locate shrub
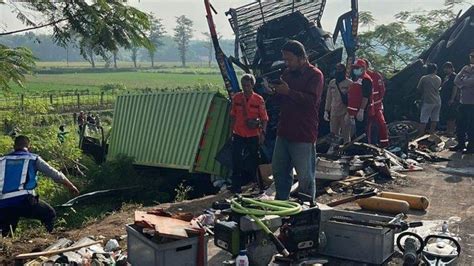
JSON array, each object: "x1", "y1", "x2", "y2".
[{"x1": 100, "y1": 83, "x2": 127, "y2": 93}]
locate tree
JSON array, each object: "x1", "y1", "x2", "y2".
[
  {"x1": 202, "y1": 32, "x2": 222, "y2": 68},
  {"x1": 359, "y1": 11, "x2": 376, "y2": 31},
  {"x1": 131, "y1": 46, "x2": 139, "y2": 68},
  {"x1": 0, "y1": 0, "x2": 153, "y2": 90},
  {"x1": 79, "y1": 37, "x2": 96, "y2": 68},
  {"x1": 148, "y1": 15, "x2": 166, "y2": 68},
  {"x1": 112, "y1": 49, "x2": 119, "y2": 69},
  {"x1": 395, "y1": 6, "x2": 459, "y2": 53},
  {"x1": 0, "y1": 44, "x2": 35, "y2": 90},
  {"x1": 357, "y1": 2, "x2": 464, "y2": 75},
  {"x1": 358, "y1": 22, "x2": 418, "y2": 72},
  {"x1": 173, "y1": 15, "x2": 194, "y2": 67}
]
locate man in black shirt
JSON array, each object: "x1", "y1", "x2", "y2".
[{"x1": 440, "y1": 62, "x2": 458, "y2": 137}]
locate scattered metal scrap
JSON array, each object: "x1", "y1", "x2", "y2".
[{"x1": 18, "y1": 237, "x2": 125, "y2": 266}]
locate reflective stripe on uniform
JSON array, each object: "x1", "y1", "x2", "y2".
[
  {"x1": 18, "y1": 159, "x2": 30, "y2": 190},
  {"x1": 0, "y1": 159, "x2": 6, "y2": 194},
  {"x1": 380, "y1": 139, "x2": 389, "y2": 142},
  {"x1": 4, "y1": 155, "x2": 38, "y2": 160},
  {"x1": 348, "y1": 107, "x2": 358, "y2": 111},
  {"x1": 0, "y1": 189, "x2": 35, "y2": 200}
]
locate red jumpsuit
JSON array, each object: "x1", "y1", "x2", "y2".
[{"x1": 367, "y1": 70, "x2": 389, "y2": 147}]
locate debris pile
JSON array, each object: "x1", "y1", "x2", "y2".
[
  {"x1": 311, "y1": 123, "x2": 452, "y2": 197},
  {"x1": 17, "y1": 237, "x2": 127, "y2": 266}
]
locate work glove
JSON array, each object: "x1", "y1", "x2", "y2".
[
  {"x1": 356, "y1": 109, "x2": 364, "y2": 122},
  {"x1": 324, "y1": 111, "x2": 330, "y2": 121}
]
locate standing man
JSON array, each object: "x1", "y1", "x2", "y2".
[
  {"x1": 440, "y1": 62, "x2": 458, "y2": 137},
  {"x1": 0, "y1": 135, "x2": 79, "y2": 237},
  {"x1": 347, "y1": 59, "x2": 373, "y2": 139},
  {"x1": 451, "y1": 50, "x2": 474, "y2": 153},
  {"x1": 230, "y1": 74, "x2": 269, "y2": 193},
  {"x1": 417, "y1": 63, "x2": 442, "y2": 135},
  {"x1": 324, "y1": 63, "x2": 352, "y2": 143},
  {"x1": 77, "y1": 111, "x2": 85, "y2": 133},
  {"x1": 270, "y1": 40, "x2": 324, "y2": 200},
  {"x1": 364, "y1": 59, "x2": 389, "y2": 147}
]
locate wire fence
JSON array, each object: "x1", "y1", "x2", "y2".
[{"x1": 0, "y1": 92, "x2": 116, "y2": 114}]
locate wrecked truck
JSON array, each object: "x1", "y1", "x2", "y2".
[
  {"x1": 205, "y1": 0, "x2": 359, "y2": 159},
  {"x1": 384, "y1": 5, "x2": 474, "y2": 122}
]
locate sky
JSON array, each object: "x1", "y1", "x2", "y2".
[{"x1": 0, "y1": 0, "x2": 473, "y2": 40}]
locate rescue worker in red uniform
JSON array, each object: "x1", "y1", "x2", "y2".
[
  {"x1": 347, "y1": 59, "x2": 374, "y2": 140},
  {"x1": 364, "y1": 59, "x2": 390, "y2": 148}
]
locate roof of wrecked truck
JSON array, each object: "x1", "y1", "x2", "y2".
[{"x1": 226, "y1": 0, "x2": 327, "y2": 64}]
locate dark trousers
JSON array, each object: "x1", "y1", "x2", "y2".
[
  {"x1": 457, "y1": 104, "x2": 474, "y2": 149},
  {"x1": 231, "y1": 134, "x2": 259, "y2": 193},
  {"x1": 0, "y1": 196, "x2": 56, "y2": 237}
]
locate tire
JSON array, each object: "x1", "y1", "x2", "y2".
[{"x1": 446, "y1": 16, "x2": 472, "y2": 48}]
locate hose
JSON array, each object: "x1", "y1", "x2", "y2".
[{"x1": 230, "y1": 196, "x2": 302, "y2": 257}]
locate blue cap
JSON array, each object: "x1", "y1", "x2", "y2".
[{"x1": 239, "y1": 250, "x2": 247, "y2": 255}]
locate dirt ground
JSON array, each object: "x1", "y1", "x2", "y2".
[{"x1": 1, "y1": 152, "x2": 472, "y2": 265}]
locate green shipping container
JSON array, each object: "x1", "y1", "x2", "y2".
[{"x1": 108, "y1": 91, "x2": 231, "y2": 176}]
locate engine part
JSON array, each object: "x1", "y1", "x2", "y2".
[
  {"x1": 422, "y1": 235, "x2": 461, "y2": 266},
  {"x1": 214, "y1": 221, "x2": 241, "y2": 256},
  {"x1": 279, "y1": 207, "x2": 321, "y2": 260},
  {"x1": 247, "y1": 233, "x2": 277, "y2": 266},
  {"x1": 397, "y1": 231, "x2": 424, "y2": 265}
]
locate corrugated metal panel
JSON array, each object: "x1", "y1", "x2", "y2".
[
  {"x1": 108, "y1": 91, "x2": 220, "y2": 171},
  {"x1": 194, "y1": 96, "x2": 231, "y2": 176}
]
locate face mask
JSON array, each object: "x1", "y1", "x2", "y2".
[
  {"x1": 353, "y1": 69, "x2": 363, "y2": 77},
  {"x1": 335, "y1": 71, "x2": 346, "y2": 82}
]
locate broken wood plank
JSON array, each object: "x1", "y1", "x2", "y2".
[
  {"x1": 363, "y1": 180, "x2": 383, "y2": 188},
  {"x1": 325, "y1": 187, "x2": 336, "y2": 195},
  {"x1": 135, "y1": 211, "x2": 196, "y2": 239},
  {"x1": 16, "y1": 241, "x2": 102, "y2": 260},
  {"x1": 338, "y1": 173, "x2": 378, "y2": 190}
]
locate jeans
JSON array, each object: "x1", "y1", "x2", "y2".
[
  {"x1": 231, "y1": 134, "x2": 259, "y2": 193},
  {"x1": 272, "y1": 136, "x2": 316, "y2": 200},
  {"x1": 0, "y1": 195, "x2": 56, "y2": 237}
]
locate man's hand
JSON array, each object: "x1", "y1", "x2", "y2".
[
  {"x1": 324, "y1": 111, "x2": 330, "y2": 121},
  {"x1": 356, "y1": 109, "x2": 365, "y2": 122},
  {"x1": 272, "y1": 80, "x2": 290, "y2": 95},
  {"x1": 349, "y1": 116, "x2": 356, "y2": 127},
  {"x1": 259, "y1": 134, "x2": 265, "y2": 145}
]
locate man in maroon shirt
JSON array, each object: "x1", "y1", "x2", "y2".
[{"x1": 269, "y1": 40, "x2": 324, "y2": 200}]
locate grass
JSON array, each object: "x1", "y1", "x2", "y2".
[
  {"x1": 36, "y1": 60, "x2": 215, "y2": 69},
  {"x1": 9, "y1": 71, "x2": 224, "y2": 93}
]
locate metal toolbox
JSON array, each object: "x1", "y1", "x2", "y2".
[
  {"x1": 126, "y1": 224, "x2": 208, "y2": 266},
  {"x1": 318, "y1": 208, "x2": 396, "y2": 265}
]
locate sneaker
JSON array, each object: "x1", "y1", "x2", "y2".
[{"x1": 462, "y1": 147, "x2": 474, "y2": 154}]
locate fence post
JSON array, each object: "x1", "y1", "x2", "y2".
[
  {"x1": 100, "y1": 91, "x2": 104, "y2": 105},
  {"x1": 77, "y1": 93, "x2": 80, "y2": 110},
  {"x1": 21, "y1": 94, "x2": 24, "y2": 111},
  {"x1": 50, "y1": 94, "x2": 53, "y2": 105}
]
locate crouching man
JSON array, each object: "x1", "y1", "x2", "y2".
[{"x1": 0, "y1": 135, "x2": 79, "y2": 236}]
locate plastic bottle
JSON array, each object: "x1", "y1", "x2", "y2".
[{"x1": 235, "y1": 250, "x2": 249, "y2": 266}]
